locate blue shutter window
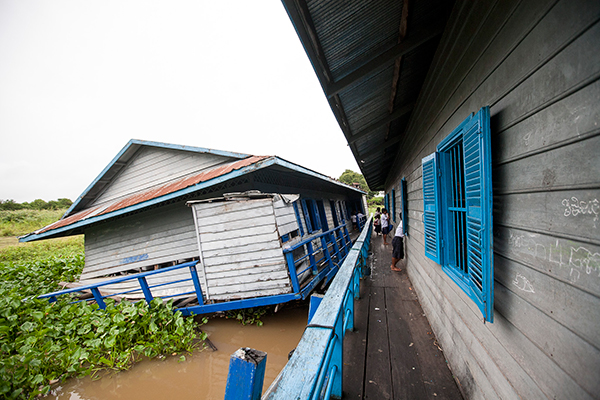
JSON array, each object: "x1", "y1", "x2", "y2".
[
  {"x1": 401, "y1": 177, "x2": 408, "y2": 235},
  {"x1": 463, "y1": 106, "x2": 493, "y2": 322},
  {"x1": 301, "y1": 199, "x2": 313, "y2": 233},
  {"x1": 392, "y1": 188, "x2": 396, "y2": 222},
  {"x1": 422, "y1": 153, "x2": 442, "y2": 264},
  {"x1": 293, "y1": 202, "x2": 305, "y2": 236},
  {"x1": 436, "y1": 106, "x2": 494, "y2": 323}
]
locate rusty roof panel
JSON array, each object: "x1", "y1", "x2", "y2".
[{"x1": 37, "y1": 155, "x2": 269, "y2": 235}]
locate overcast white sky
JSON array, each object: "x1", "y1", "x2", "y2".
[{"x1": 0, "y1": 1, "x2": 359, "y2": 203}]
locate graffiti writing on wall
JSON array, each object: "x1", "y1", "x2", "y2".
[
  {"x1": 562, "y1": 197, "x2": 599, "y2": 227},
  {"x1": 508, "y1": 231, "x2": 600, "y2": 283},
  {"x1": 513, "y1": 273, "x2": 535, "y2": 293}
]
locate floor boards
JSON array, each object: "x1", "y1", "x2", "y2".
[{"x1": 342, "y1": 232, "x2": 463, "y2": 399}]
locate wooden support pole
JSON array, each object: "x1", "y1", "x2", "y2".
[{"x1": 224, "y1": 347, "x2": 267, "y2": 400}]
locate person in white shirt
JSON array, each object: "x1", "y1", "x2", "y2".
[
  {"x1": 391, "y1": 214, "x2": 405, "y2": 272},
  {"x1": 380, "y1": 208, "x2": 390, "y2": 245}
]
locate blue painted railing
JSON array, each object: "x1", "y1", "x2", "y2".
[
  {"x1": 262, "y1": 217, "x2": 373, "y2": 399},
  {"x1": 39, "y1": 222, "x2": 355, "y2": 317}
]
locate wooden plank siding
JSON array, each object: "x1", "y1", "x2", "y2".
[
  {"x1": 191, "y1": 198, "x2": 291, "y2": 301},
  {"x1": 385, "y1": 1, "x2": 600, "y2": 399},
  {"x1": 91, "y1": 146, "x2": 235, "y2": 207},
  {"x1": 83, "y1": 202, "x2": 198, "y2": 280}
]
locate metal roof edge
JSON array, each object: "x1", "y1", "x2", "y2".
[
  {"x1": 64, "y1": 139, "x2": 138, "y2": 218},
  {"x1": 20, "y1": 156, "x2": 278, "y2": 243},
  {"x1": 129, "y1": 139, "x2": 251, "y2": 160},
  {"x1": 271, "y1": 157, "x2": 366, "y2": 194}
]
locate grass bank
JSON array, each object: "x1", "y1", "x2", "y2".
[{"x1": 0, "y1": 209, "x2": 66, "y2": 237}]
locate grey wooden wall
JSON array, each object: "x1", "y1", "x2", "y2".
[
  {"x1": 191, "y1": 198, "x2": 291, "y2": 301},
  {"x1": 91, "y1": 146, "x2": 233, "y2": 207},
  {"x1": 83, "y1": 201, "x2": 198, "y2": 280},
  {"x1": 386, "y1": 0, "x2": 600, "y2": 398}
]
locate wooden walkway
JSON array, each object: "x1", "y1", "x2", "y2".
[{"x1": 342, "y1": 232, "x2": 464, "y2": 399}]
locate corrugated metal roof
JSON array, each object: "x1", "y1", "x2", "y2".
[
  {"x1": 34, "y1": 155, "x2": 269, "y2": 235},
  {"x1": 282, "y1": 0, "x2": 455, "y2": 189}
]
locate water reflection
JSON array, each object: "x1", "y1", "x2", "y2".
[{"x1": 49, "y1": 305, "x2": 308, "y2": 400}]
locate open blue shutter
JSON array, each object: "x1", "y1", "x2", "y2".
[
  {"x1": 312, "y1": 200, "x2": 322, "y2": 230},
  {"x1": 422, "y1": 153, "x2": 441, "y2": 263},
  {"x1": 392, "y1": 189, "x2": 396, "y2": 222},
  {"x1": 301, "y1": 199, "x2": 313, "y2": 233},
  {"x1": 384, "y1": 193, "x2": 389, "y2": 211},
  {"x1": 463, "y1": 106, "x2": 493, "y2": 322},
  {"x1": 401, "y1": 177, "x2": 408, "y2": 235},
  {"x1": 293, "y1": 202, "x2": 304, "y2": 236}
]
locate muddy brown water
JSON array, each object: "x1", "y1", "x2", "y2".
[{"x1": 48, "y1": 305, "x2": 308, "y2": 400}]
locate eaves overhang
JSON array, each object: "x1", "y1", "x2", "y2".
[{"x1": 281, "y1": 0, "x2": 455, "y2": 190}]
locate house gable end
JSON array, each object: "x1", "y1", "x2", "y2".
[{"x1": 89, "y1": 146, "x2": 238, "y2": 209}]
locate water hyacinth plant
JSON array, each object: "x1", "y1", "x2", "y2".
[{"x1": 0, "y1": 250, "x2": 206, "y2": 399}]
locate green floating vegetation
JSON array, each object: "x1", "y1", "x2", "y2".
[
  {"x1": 0, "y1": 243, "x2": 206, "y2": 399},
  {"x1": 224, "y1": 306, "x2": 270, "y2": 327}
]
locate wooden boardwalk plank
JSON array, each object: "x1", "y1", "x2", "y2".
[
  {"x1": 343, "y1": 233, "x2": 463, "y2": 399},
  {"x1": 363, "y1": 288, "x2": 393, "y2": 399}
]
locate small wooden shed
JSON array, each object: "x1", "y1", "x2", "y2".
[{"x1": 187, "y1": 192, "x2": 302, "y2": 301}]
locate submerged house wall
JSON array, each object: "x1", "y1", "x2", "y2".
[{"x1": 386, "y1": 1, "x2": 600, "y2": 398}]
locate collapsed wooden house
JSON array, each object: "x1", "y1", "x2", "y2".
[{"x1": 24, "y1": 139, "x2": 367, "y2": 313}]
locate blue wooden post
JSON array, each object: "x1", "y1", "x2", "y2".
[
  {"x1": 90, "y1": 288, "x2": 106, "y2": 309},
  {"x1": 189, "y1": 264, "x2": 205, "y2": 305},
  {"x1": 224, "y1": 347, "x2": 267, "y2": 400},
  {"x1": 138, "y1": 276, "x2": 154, "y2": 305},
  {"x1": 320, "y1": 236, "x2": 333, "y2": 271},
  {"x1": 330, "y1": 311, "x2": 344, "y2": 398},
  {"x1": 329, "y1": 232, "x2": 341, "y2": 264},
  {"x1": 308, "y1": 293, "x2": 324, "y2": 323},
  {"x1": 285, "y1": 251, "x2": 301, "y2": 293},
  {"x1": 306, "y1": 242, "x2": 318, "y2": 274}
]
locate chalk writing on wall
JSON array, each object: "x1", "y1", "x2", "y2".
[
  {"x1": 513, "y1": 273, "x2": 535, "y2": 293},
  {"x1": 508, "y1": 231, "x2": 600, "y2": 283},
  {"x1": 562, "y1": 197, "x2": 599, "y2": 227}
]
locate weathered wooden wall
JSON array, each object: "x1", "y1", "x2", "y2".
[
  {"x1": 91, "y1": 146, "x2": 233, "y2": 207},
  {"x1": 386, "y1": 0, "x2": 600, "y2": 398},
  {"x1": 191, "y1": 198, "x2": 291, "y2": 301},
  {"x1": 83, "y1": 201, "x2": 198, "y2": 280}
]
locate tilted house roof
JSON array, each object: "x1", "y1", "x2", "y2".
[{"x1": 20, "y1": 139, "x2": 363, "y2": 242}]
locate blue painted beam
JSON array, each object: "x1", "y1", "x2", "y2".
[{"x1": 224, "y1": 348, "x2": 267, "y2": 400}]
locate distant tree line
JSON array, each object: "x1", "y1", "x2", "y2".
[
  {"x1": 338, "y1": 169, "x2": 378, "y2": 199},
  {"x1": 0, "y1": 198, "x2": 73, "y2": 211}
]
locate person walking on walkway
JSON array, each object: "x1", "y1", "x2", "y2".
[
  {"x1": 381, "y1": 208, "x2": 390, "y2": 245},
  {"x1": 391, "y1": 214, "x2": 406, "y2": 271},
  {"x1": 374, "y1": 207, "x2": 381, "y2": 235}
]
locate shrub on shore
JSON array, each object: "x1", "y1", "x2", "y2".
[{"x1": 0, "y1": 240, "x2": 205, "y2": 399}]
